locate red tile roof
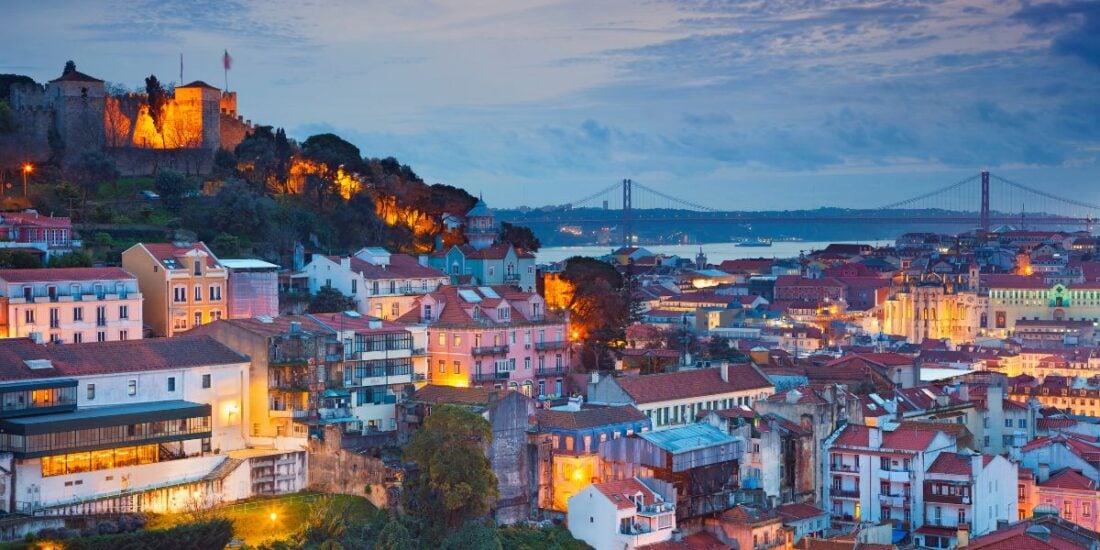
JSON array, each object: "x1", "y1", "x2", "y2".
[
  {"x1": 0, "y1": 267, "x2": 134, "y2": 283},
  {"x1": 613, "y1": 365, "x2": 772, "y2": 404},
  {"x1": 411, "y1": 384, "x2": 511, "y2": 405},
  {"x1": 0, "y1": 212, "x2": 73, "y2": 228},
  {"x1": 592, "y1": 477, "x2": 659, "y2": 510},
  {"x1": 141, "y1": 242, "x2": 220, "y2": 268},
  {"x1": 0, "y1": 336, "x2": 246, "y2": 381},
  {"x1": 535, "y1": 405, "x2": 647, "y2": 430},
  {"x1": 926, "y1": 452, "x2": 987, "y2": 476},
  {"x1": 1039, "y1": 468, "x2": 1097, "y2": 491},
  {"x1": 775, "y1": 502, "x2": 827, "y2": 522},
  {"x1": 832, "y1": 424, "x2": 944, "y2": 451},
  {"x1": 639, "y1": 532, "x2": 731, "y2": 550}
]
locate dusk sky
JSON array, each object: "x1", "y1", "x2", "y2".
[{"x1": 5, "y1": 0, "x2": 1100, "y2": 210}]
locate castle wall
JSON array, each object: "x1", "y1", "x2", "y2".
[
  {"x1": 0, "y1": 106, "x2": 52, "y2": 162},
  {"x1": 108, "y1": 146, "x2": 213, "y2": 177},
  {"x1": 50, "y1": 81, "x2": 106, "y2": 155},
  {"x1": 219, "y1": 113, "x2": 254, "y2": 152}
]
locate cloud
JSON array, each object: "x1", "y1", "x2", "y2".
[{"x1": 1014, "y1": 1, "x2": 1100, "y2": 69}]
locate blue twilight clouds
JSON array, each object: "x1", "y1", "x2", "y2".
[{"x1": 3, "y1": 0, "x2": 1099, "y2": 209}]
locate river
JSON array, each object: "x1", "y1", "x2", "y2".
[{"x1": 535, "y1": 240, "x2": 890, "y2": 264}]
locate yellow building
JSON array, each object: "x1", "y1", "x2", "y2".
[
  {"x1": 883, "y1": 283, "x2": 984, "y2": 344},
  {"x1": 122, "y1": 242, "x2": 228, "y2": 337}
]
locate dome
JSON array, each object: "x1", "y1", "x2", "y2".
[{"x1": 466, "y1": 198, "x2": 493, "y2": 218}]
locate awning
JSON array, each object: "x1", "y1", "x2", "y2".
[{"x1": 0, "y1": 400, "x2": 210, "y2": 436}]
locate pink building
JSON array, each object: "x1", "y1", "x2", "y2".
[
  {"x1": 1018, "y1": 467, "x2": 1100, "y2": 532},
  {"x1": 398, "y1": 285, "x2": 571, "y2": 399}
]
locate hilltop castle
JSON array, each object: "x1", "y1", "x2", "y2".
[{"x1": 5, "y1": 62, "x2": 255, "y2": 174}]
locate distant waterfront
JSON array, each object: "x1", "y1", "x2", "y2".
[{"x1": 535, "y1": 240, "x2": 889, "y2": 264}]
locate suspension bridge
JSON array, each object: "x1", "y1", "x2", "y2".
[{"x1": 499, "y1": 172, "x2": 1099, "y2": 246}]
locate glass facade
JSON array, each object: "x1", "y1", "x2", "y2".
[
  {"x1": 0, "y1": 381, "x2": 78, "y2": 418},
  {"x1": 40, "y1": 444, "x2": 160, "y2": 477},
  {"x1": 0, "y1": 410, "x2": 211, "y2": 458},
  {"x1": 351, "y1": 332, "x2": 412, "y2": 354}
]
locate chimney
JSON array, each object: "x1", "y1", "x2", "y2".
[
  {"x1": 340, "y1": 257, "x2": 351, "y2": 270},
  {"x1": 1024, "y1": 525, "x2": 1050, "y2": 542},
  {"x1": 956, "y1": 524, "x2": 970, "y2": 548},
  {"x1": 289, "y1": 321, "x2": 301, "y2": 334},
  {"x1": 720, "y1": 362, "x2": 729, "y2": 382},
  {"x1": 959, "y1": 383, "x2": 971, "y2": 402},
  {"x1": 970, "y1": 452, "x2": 983, "y2": 477},
  {"x1": 1038, "y1": 463, "x2": 1049, "y2": 483},
  {"x1": 868, "y1": 426, "x2": 882, "y2": 449}
]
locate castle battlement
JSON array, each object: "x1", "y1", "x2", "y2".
[{"x1": 1, "y1": 61, "x2": 254, "y2": 174}]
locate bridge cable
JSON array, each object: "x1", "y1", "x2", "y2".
[
  {"x1": 989, "y1": 174, "x2": 1100, "y2": 213},
  {"x1": 631, "y1": 181, "x2": 719, "y2": 212},
  {"x1": 876, "y1": 174, "x2": 981, "y2": 211}
]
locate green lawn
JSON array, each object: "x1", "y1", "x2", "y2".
[{"x1": 145, "y1": 492, "x2": 373, "y2": 547}]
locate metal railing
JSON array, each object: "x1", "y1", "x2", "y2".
[{"x1": 471, "y1": 345, "x2": 510, "y2": 356}]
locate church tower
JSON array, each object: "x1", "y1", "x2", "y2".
[{"x1": 465, "y1": 197, "x2": 497, "y2": 250}]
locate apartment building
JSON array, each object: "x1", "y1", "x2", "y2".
[
  {"x1": 122, "y1": 242, "x2": 227, "y2": 337},
  {"x1": 301, "y1": 248, "x2": 449, "y2": 320},
  {"x1": 0, "y1": 267, "x2": 142, "y2": 343}
]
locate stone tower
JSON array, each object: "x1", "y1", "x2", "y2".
[
  {"x1": 174, "y1": 81, "x2": 222, "y2": 149},
  {"x1": 47, "y1": 66, "x2": 106, "y2": 155},
  {"x1": 465, "y1": 197, "x2": 497, "y2": 250}
]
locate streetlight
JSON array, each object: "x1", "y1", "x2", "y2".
[{"x1": 21, "y1": 163, "x2": 33, "y2": 197}]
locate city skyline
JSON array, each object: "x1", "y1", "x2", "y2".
[{"x1": 4, "y1": 0, "x2": 1099, "y2": 210}]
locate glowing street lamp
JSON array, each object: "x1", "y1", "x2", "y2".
[{"x1": 21, "y1": 163, "x2": 33, "y2": 197}]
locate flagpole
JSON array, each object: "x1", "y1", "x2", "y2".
[{"x1": 180, "y1": 53, "x2": 183, "y2": 84}]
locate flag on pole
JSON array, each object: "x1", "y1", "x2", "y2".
[
  {"x1": 179, "y1": 53, "x2": 184, "y2": 83},
  {"x1": 223, "y1": 49, "x2": 232, "y2": 91}
]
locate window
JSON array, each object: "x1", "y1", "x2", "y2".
[
  {"x1": 351, "y1": 279, "x2": 357, "y2": 294},
  {"x1": 167, "y1": 377, "x2": 176, "y2": 392},
  {"x1": 119, "y1": 330, "x2": 128, "y2": 340},
  {"x1": 453, "y1": 335, "x2": 461, "y2": 346},
  {"x1": 959, "y1": 509, "x2": 967, "y2": 525},
  {"x1": 86, "y1": 384, "x2": 95, "y2": 400},
  {"x1": 1005, "y1": 419, "x2": 1013, "y2": 428},
  {"x1": 391, "y1": 303, "x2": 399, "y2": 318},
  {"x1": 97, "y1": 331, "x2": 106, "y2": 342},
  {"x1": 49, "y1": 308, "x2": 59, "y2": 328},
  {"x1": 96, "y1": 305, "x2": 107, "y2": 327},
  {"x1": 453, "y1": 361, "x2": 461, "y2": 374},
  {"x1": 880, "y1": 457, "x2": 890, "y2": 471},
  {"x1": 209, "y1": 286, "x2": 222, "y2": 301},
  {"x1": 24, "y1": 310, "x2": 34, "y2": 324},
  {"x1": 127, "y1": 380, "x2": 137, "y2": 396},
  {"x1": 194, "y1": 311, "x2": 203, "y2": 327},
  {"x1": 438, "y1": 360, "x2": 445, "y2": 374},
  {"x1": 194, "y1": 285, "x2": 203, "y2": 302},
  {"x1": 119, "y1": 305, "x2": 128, "y2": 319},
  {"x1": 423, "y1": 305, "x2": 432, "y2": 321},
  {"x1": 73, "y1": 332, "x2": 83, "y2": 343},
  {"x1": 1084, "y1": 502, "x2": 1092, "y2": 518},
  {"x1": 202, "y1": 374, "x2": 211, "y2": 388},
  {"x1": 194, "y1": 260, "x2": 202, "y2": 276},
  {"x1": 73, "y1": 307, "x2": 83, "y2": 322},
  {"x1": 437, "y1": 332, "x2": 446, "y2": 346},
  {"x1": 173, "y1": 285, "x2": 187, "y2": 303},
  {"x1": 1018, "y1": 419, "x2": 1026, "y2": 428},
  {"x1": 524, "y1": 357, "x2": 531, "y2": 370}
]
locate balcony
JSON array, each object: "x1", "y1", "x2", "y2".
[
  {"x1": 830, "y1": 463, "x2": 860, "y2": 474},
  {"x1": 537, "y1": 366, "x2": 566, "y2": 376},
  {"x1": 878, "y1": 494, "x2": 907, "y2": 508},
  {"x1": 503, "y1": 274, "x2": 521, "y2": 283},
  {"x1": 474, "y1": 371, "x2": 512, "y2": 382},
  {"x1": 471, "y1": 345, "x2": 509, "y2": 356},
  {"x1": 831, "y1": 488, "x2": 860, "y2": 499},
  {"x1": 269, "y1": 408, "x2": 309, "y2": 418},
  {"x1": 884, "y1": 469, "x2": 912, "y2": 482},
  {"x1": 535, "y1": 340, "x2": 568, "y2": 351},
  {"x1": 411, "y1": 348, "x2": 428, "y2": 357},
  {"x1": 924, "y1": 487, "x2": 970, "y2": 505},
  {"x1": 636, "y1": 502, "x2": 675, "y2": 516}
]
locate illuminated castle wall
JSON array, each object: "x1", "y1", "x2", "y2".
[{"x1": 6, "y1": 63, "x2": 254, "y2": 175}]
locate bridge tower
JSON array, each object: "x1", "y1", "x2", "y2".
[
  {"x1": 980, "y1": 171, "x2": 990, "y2": 232},
  {"x1": 622, "y1": 179, "x2": 633, "y2": 247}
]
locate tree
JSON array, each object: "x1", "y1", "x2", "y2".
[
  {"x1": 154, "y1": 169, "x2": 197, "y2": 212},
  {"x1": 376, "y1": 517, "x2": 418, "y2": 550},
  {"x1": 63, "y1": 60, "x2": 76, "y2": 75},
  {"x1": 70, "y1": 150, "x2": 120, "y2": 207},
  {"x1": 234, "y1": 126, "x2": 279, "y2": 188},
  {"x1": 404, "y1": 405, "x2": 499, "y2": 539},
  {"x1": 301, "y1": 133, "x2": 363, "y2": 172},
  {"x1": 441, "y1": 522, "x2": 502, "y2": 550},
  {"x1": 48, "y1": 251, "x2": 92, "y2": 268},
  {"x1": 145, "y1": 74, "x2": 168, "y2": 135},
  {"x1": 0, "y1": 101, "x2": 16, "y2": 134},
  {"x1": 498, "y1": 222, "x2": 540, "y2": 252},
  {"x1": 0, "y1": 250, "x2": 43, "y2": 269},
  {"x1": 212, "y1": 148, "x2": 236, "y2": 179},
  {"x1": 560, "y1": 256, "x2": 631, "y2": 370},
  {"x1": 308, "y1": 285, "x2": 357, "y2": 313}
]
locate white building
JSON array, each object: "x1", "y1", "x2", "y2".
[
  {"x1": 918, "y1": 451, "x2": 1018, "y2": 549},
  {"x1": 824, "y1": 423, "x2": 956, "y2": 535},
  {"x1": 567, "y1": 477, "x2": 676, "y2": 550},
  {"x1": 0, "y1": 336, "x2": 307, "y2": 515},
  {"x1": 301, "y1": 248, "x2": 449, "y2": 320},
  {"x1": 0, "y1": 267, "x2": 143, "y2": 343}
]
